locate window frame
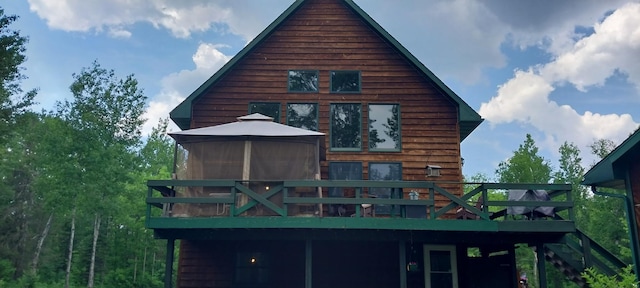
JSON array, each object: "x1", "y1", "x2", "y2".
[
  {"x1": 368, "y1": 103, "x2": 402, "y2": 152},
  {"x1": 423, "y1": 245, "x2": 459, "y2": 288},
  {"x1": 368, "y1": 162, "x2": 402, "y2": 215},
  {"x1": 328, "y1": 162, "x2": 363, "y2": 216},
  {"x1": 248, "y1": 102, "x2": 281, "y2": 123},
  {"x1": 330, "y1": 70, "x2": 361, "y2": 93},
  {"x1": 286, "y1": 102, "x2": 319, "y2": 131},
  {"x1": 287, "y1": 70, "x2": 319, "y2": 93},
  {"x1": 329, "y1": 103, "x2": 362, "y2": 152}
]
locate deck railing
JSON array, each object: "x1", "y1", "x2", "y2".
[{"x1": 146, "y1": 180, "x2": 574, "y2": 222}]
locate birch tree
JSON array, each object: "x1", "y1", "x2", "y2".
[{"x1": 56, "y1": 61, "x2": 146, "y2": 287}]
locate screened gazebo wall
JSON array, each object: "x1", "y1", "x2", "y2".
[{"x1": 172, "y1": 136, "x2": 321, "y2": 217}]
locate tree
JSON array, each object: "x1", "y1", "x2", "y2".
[
  {"x1": 553, "y1": 142, "x2": 588, "y2": 224},
  {"x1": 496, "y1": 134, "x2": 560, "y2": 287},
  {"x1": 54, "y1": 61, "x2": 147, "y2": 288},
  {"x1": 496, "y1": 134, "x2": 552, "y2": 183},
  {"x1": 0, "y1": 8, "x2": 36, "y2": 142},
  {"x1": 0, "y1": 9, "x2": 37, "y2": 283}
]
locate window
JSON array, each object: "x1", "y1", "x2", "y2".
[
  {"x1": 424, "y1": 245, "x2": 458, "y2": 288},
  {"x1": 287, "y1": 103, "x2": 318, "y2": 131},
  {"x1": 328, "y1": 162, "x2": 362, "y2": 216},
  {"x1": 368, "y1": 162, "x2": 402, "y2": 214},
  {"x1": 369, "y1": 104, "x2": 401, "y2": 151},
  {"x1": 330, "y1": 70, "x2": 361, "y2": 93},
  {"x1": 235, "y1": 252, "x2": 270, "y2": 286},
  {"x1": 330, "y1": 103, "x2": 362, "y2": 151},
  {"x1": 249, "y1": 102, "x2": 280, "y2": 122},
  {"x1": 288, "y1": 70, "x2": 319, "y2": 92}
]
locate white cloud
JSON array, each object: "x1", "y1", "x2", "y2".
[
  {"x1": 360, "y1": 0, "x2": 507, "y2": 84},
  {"x1": 540, "y1": 3, "x2": 640, "y2": 90},
  {"x1": 480, "y1": 3, "x2": 640, "y2": 156},
  {"x1": 142, "y1": 43, "x2": 231, "y2": 135},
  {"x1": 27, "y1": 0, "x2": 292, "y2": 39},
  {"x1": 479, "y1": 0, "x2": 632, "y2": 55}
]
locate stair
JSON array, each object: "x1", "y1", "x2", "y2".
[{"x1": 539, "y1": 228, "x2": 628, "y2": 286}]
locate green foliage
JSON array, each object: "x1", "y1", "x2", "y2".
[
  {"x1": 582, "y1": 265, "x2": 638, "y2": 288},
  {"x1": 0, "y1": 8, "x2": 36, "y2": 140},
  {"x1": 496, "y1": 134, "x2": 552, "y2": 183}
]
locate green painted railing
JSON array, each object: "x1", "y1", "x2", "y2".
[{"x1": 146, "y1": 180, "x2": 574, "y2": 222}]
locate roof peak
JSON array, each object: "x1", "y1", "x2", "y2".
[{"x1": 238, "y1": 113, "x2": 274, "y2": 121}]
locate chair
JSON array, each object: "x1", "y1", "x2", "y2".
[{"x1": 456, "y1": 195, "x2": 485, "y2": 220}]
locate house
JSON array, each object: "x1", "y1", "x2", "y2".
[
  {"x1": 583, "y1": 128, "x2": 640, "y2": 281},
  {"x1": 145, "y1": 0, "x2": 626, "y2": 287}
]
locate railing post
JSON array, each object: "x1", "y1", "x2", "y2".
[
  {"x1": 354, "y1": 187, "x2": 361, "y2": 217},
  {"x1": 230, "y1": 185, "x2": 236, "y2": 217},
  {"x1": 146, "y1": 186, "x2": 152, "y2": 225},
  {"x1": 283, "y1": 187, "x2": 289, "y2": 217},
  {"x1": 580, "y1": 233, "x2": 593, "y2": 269},
  {"x1": 566, "y1": 187, "x2": 575, "y2": 222},
  {"x1": 429, "y1": 187, "x2": 435, "y2": 219}
]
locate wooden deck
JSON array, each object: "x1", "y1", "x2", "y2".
[{"x1": 146, "y1": 180, "x2": 575, "y2": 237}]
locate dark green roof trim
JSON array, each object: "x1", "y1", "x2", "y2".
[
  {"x1": 583, "y1": 128, "x2": 640, "y2": 188},
  {"x1": 170, "y1": 0, "x2": 483, "y2": 141}
]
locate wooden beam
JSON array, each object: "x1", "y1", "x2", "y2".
[{"x1": 164, "y1": 238, "x2": 175, "y2": 288}]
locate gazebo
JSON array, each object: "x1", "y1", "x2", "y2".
[{"x1": 168, "y1": 113, "x2": 325, "y2": 217}]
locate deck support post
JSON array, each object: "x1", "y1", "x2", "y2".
[
  {"x1": 305, "y1": 240, "x2": 312, "y2": 288},
  {"x1": 509, "y1": 246, "x2": 519, "y2": 288},
  {"x1": 399, "y1": 241, "x2": 407, "y2": 288},
  {"x1": 165, "y1": 238, "x2": 175, "y2": 288},
  {"x1": 536, "y1": 243, "x2": 547, "y2": 288}
]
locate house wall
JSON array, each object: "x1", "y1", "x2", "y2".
[
  {"x1": 190, "y1": 0, "x2": 463, "y2": 204},
  {"x1": 631, "y1": 154, "x2": 640, "y2": 243},
  {"x1": 176, "y1": 240, "x2": 399, "y2": 288}
]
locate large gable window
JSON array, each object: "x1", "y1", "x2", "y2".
[
  {"x1": 368, "y1": 104, "x2": 401, "y2": 151},
  {"x1": 249, "y1": 102, "x2": 280, "y2": 122},
  {"x1": 287, "y1": 103, "x2": 318, "y2": 131},
  {"x1": 330, "y1": 70, "x2": 361, "y2": 93},
  {"x1": 330, "y1": 103, "x2": 362, "y2": 151},
  {"x1": 288, "y1": 70, "x2": 319, "y2": 92}
]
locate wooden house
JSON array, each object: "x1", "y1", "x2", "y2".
[
  {"x1": 583, "y1": 128, "x2": 640, "y2": 281},
  {"x1": 145, "y1": 0, "x2": 627, "y2": 287}
]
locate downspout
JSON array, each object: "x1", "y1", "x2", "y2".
[{"x1": 590, "y1": 185, "x2": 640, "y2": 281}]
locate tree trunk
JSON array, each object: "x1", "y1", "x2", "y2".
[
  {"x1": 32, "y1": 212, "x2": 53, "y2": 275},
  {"x1": 65, "y1": 208, "x2": 76, "y2": 288},
  {"x1": 87, "y1": 213, "x2": 101, "y2": 288}
]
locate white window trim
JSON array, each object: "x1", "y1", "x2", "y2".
[{"x1": 424, "y1": 245, "x2": 458, "y2": 288}]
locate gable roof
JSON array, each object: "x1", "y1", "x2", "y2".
[
  {"x1": 170, "y1": 0, "x2": 483, "y2": 141},
  {"x1": 582, "y1": 128, "x2": 640, "y2": 189}
]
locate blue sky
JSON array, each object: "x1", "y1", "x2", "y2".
[{"x1": 4, "y1": 0, "x2": 640, "y2": 179}]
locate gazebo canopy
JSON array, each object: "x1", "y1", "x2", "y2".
[{"x1": 169, "y1": 113, "x2": 324, "y2": 142}]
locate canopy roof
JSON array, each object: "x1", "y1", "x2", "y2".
[
  {"x1": 583, "y1": 128, "x2": 640, "y2": 189},
  {"x1": 169, "y1": 113, "x2": 324, "y2": 141}
]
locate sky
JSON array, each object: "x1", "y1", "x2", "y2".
[{"x1": 3, "y1": 0, "x2": 640, "y2": 179}]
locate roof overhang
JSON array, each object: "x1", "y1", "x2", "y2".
[{"x1": 582, "y1": 128, "x2": 640, "y2": 189}]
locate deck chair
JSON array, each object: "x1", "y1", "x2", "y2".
[{"x1": 456, "y1": 195, "x2": 485, "y2": 220}]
